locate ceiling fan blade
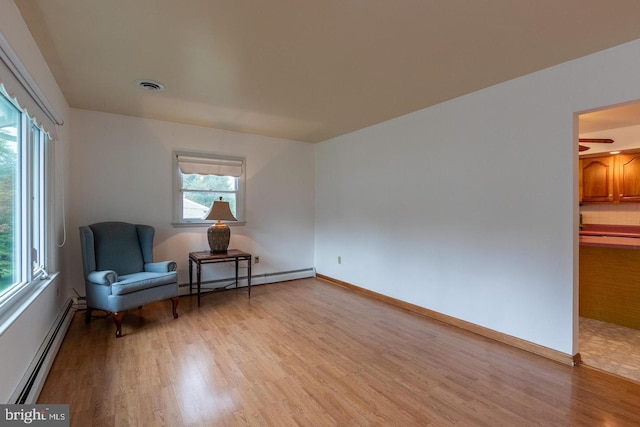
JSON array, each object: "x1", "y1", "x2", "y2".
[
  {"x1": 579, "y1": 145, "x2": 590, "y2": 151},
  {"x1": 578, "y1": 138, "x2": 614, "y2": 143}
]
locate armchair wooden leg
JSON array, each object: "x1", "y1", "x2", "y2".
[
  {"x1": 85, "y1": 307, "x2": 93, "y2": 324},
  {"x1": 171, "y1": 297, "x2": 179, "y2": 319},
  {"x1": 112, "y1": 312, "x2": 125, "y2": 338}
]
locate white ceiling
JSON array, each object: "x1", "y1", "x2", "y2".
[
  {"x1": 14, "y1": 0, "x2": 640, "y2": 143},
  {"x1": 579, "y1": 102, "x2": 640, "y2": 134}
]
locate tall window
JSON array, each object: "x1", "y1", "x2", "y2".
[
  {"x1": 0, "y1": 91, "x2": 49, "y2": 302},
  {"x1": 174, "y1": 151, "x2": 245, "y2": 224}
]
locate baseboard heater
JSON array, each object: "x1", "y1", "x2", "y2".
[
  {"x1": 178, "y1": 267, "x2": 315, "y2": 293},
  {"x1": 10, "y1": 298, "x2": 74, "y2": 404}
]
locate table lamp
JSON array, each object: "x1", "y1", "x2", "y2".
[{"x1": 204, "y1": 197, "x2": 237, "y2": 253}]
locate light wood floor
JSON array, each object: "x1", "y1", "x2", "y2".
[{"x1": 39, "y1": 278, "x2": 640, "y2": 426}]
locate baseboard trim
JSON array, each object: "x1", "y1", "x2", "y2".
[
  {"x1": 252, "y1": 268, "x2": 316, "y2": 285},
  {"x1": 10, "y1": 298, "x2": 75, "y2": 404},
  {"x1": 316, "y1": 273, "x2": 580, "y2": 367},
  {"x1": 178, "y1": 268, "x2": 316, "y2": 294}
]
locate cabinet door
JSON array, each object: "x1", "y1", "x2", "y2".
[
  {"x1": 580, "y1": 156, "x2": 614, "y2": 203},
  {"x1": 617, "y1": 153, "x2": 640, "y2": 202}
]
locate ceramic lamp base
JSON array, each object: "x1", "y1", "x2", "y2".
[{"x1": 207, "y1": 222, "x2": 230, "y2": 253}]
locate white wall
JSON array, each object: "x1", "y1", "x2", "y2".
[
  {"x1": 68, "y1": 109, "x2": 315, "y2": 290},
  {"x1": 315, "y1": 38, "x2": 640, "y2": 356},
  {"x1": 0, "y1": 1, "x2": 71, "y2": 402}
]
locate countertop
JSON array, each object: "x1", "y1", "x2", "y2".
[{"x1": 579, "y1": 224, "x2": 640, "y2": 249}]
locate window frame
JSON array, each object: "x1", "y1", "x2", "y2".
[
  {"x1": 0, "y1": 90, "x2": 52, "y2": 327},
  {"x1": 172, "y1": 150, "x2": 246, "y2": 226}
]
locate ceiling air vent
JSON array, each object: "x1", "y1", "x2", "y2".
[{"x1": 136, "y1": 79, "x2": 165, "y2": 91}]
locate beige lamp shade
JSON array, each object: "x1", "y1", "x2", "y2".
[
  {"x1": 205, "y1": 197, "x2": 237, "y2": 253},
  {"x1": 205, "y1": 198, "x2": 237, "y2": 221}
]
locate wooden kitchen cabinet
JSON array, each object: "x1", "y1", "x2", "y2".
[
  {"x1": 616, "y1": 153, "x2": 640, "y2": 202},
  {"x1": 579, "y1": 150, "x2": 640, "y2": 203},
  {"x1": 580, "y1": 156, "x2": 614, "y2": 203}
]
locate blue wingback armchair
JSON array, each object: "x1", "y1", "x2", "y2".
[{"x1": 79, "y1": 222, "x2": 179, "y2": 337}]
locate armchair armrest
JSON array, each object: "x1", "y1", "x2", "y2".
[
  {"x1": 145, "y1": 261, "x2": 177, "y2": 273},
  {"x1": 87, "y1": 270, "x2": 118, "y2": 285}
]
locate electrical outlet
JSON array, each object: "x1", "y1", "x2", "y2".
[
  {"x1": 338, "y1": 256, "x2": 342, "y2": 264},
  {"x1": 255, "y1": 256, "x2": 260, "y2": 264}
]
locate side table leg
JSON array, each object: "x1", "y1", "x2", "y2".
[
  {"x1": 189, "y1": 258, "x2": 193, "y2": 295},
  {"x1": 248, "y1": 256, "x2": 252, "y2": 298},
  {"x1": 197, "y1": 261, "x2": 202, "y2": 307},
  {"x1": 235, "y1": 257, "x2": 239, "y2": 290}
]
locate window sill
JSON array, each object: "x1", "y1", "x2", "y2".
[
  {"x1": 172, "y1": 221, "x2": 246, "y2": 228},
  {"x1": 0, "y1": 272, "x2": 59, "y2": 337}
]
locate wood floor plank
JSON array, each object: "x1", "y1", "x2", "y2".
[{"x1": 38, "y1": 278, "x2": 640, "y2": 426}]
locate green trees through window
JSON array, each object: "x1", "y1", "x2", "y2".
[{"x1": 0, "y1": 95, "x2": 18, "y2": 292}]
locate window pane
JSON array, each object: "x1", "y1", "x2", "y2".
[
  {"x1": 181, "y1": 173, "x2": 237, "y2": 191},
  {"x1": 0, "y1": 96, "x2": 19, "y2": 293},
  {"x1": 183, "y1": 192, "x2": 237, "y2": 219}
]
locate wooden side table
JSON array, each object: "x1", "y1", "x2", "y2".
[{"x1": 188, "y1": 249, "x2": 252, "y2": 306}]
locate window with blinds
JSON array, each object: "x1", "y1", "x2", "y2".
[{"x1": 174, "y1": 151, "x2": 245, "y2": 224}]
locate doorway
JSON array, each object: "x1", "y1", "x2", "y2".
[{"x1": 578, "y1": 100, "x2": 640, "y2": 383}]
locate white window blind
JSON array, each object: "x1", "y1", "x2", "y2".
[{"x1": 177, "y1": 154, "x2": 243, "y2": 177}]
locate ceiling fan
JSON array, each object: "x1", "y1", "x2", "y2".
[{"x1": 578, "y1": 138, "x2": 614, "y2": 152}]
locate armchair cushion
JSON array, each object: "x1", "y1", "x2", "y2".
[{"x1": 111, "y1": 271, "x2": 178, "y2": 296}]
